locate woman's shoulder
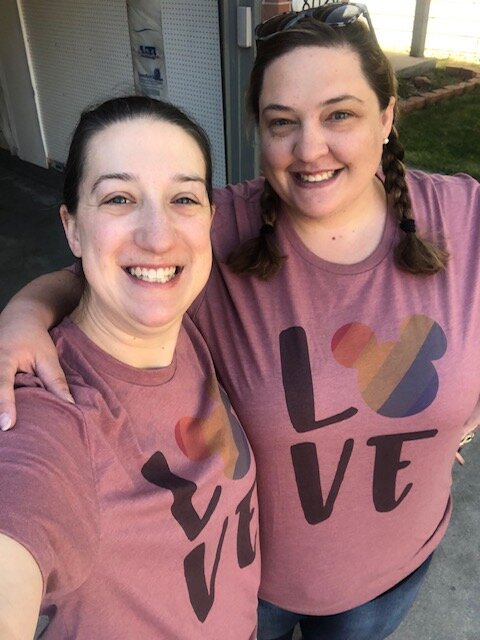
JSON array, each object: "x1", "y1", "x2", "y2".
[
  {"x1": 14, "y1": 367, "x2": 88, "y2": 437},
  {"x1": 211, "y1": 178, "x2": 265, "y2": 258},
  {"x1": 407, "y1": 169, "x2": 479, "y2": 220},
  {"x1": 407, "y1": 168, "x2": 479, "y2": 201},
  {"x1": 405, "y1": 169, "x2": 480, "y2": 251},
  {"x1": 21, "y1": 318, "x2": 125, "y2": 418},
  {"x1": 14, "y1": 318, "x2": 85, "y2": 409}
]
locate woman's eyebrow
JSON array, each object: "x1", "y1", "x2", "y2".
[
  {"x1": 91, "y1": 173, "x2": 133, "y2": 193},
  {"x1": 262, "y1": 104, "x2": 295, "y2": 115},
  {"x1": 91, "y1": 173, "x2": 206, "y2": 193},
  {"x1": 262, "y1": 94, "x2": 364, "y2": 115},
  {"x1": 174, "y1": 174, "x2": 207, "y2": 187},
  {"x1": 323, "y1": 94, "x2": 364, "y2": 105}
]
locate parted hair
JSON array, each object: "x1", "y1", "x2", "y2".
[{"x1": 227, "y1": 20, "x2": 448, "y2": 279}]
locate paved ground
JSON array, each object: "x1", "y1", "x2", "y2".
[
  {"x1": 0, "y1": 150, "x2": 71, "y2": 309},
  {"x1": 1, "y1": 149, "x2": 478, "y2": 639},
  {"x1": 387, "y1": 51, "x2": 436, "y2": 79}
]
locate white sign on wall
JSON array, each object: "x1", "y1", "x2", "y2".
[{"x1": 127, "y1": 0, "x2": 168, "y2": 99}]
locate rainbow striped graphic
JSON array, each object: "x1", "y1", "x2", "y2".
[
  {"x1": 175, "y1": 378, "x2": 250, "y2": 480},
  {"x1": 331, "y1": 315, "x2": 447, "y2": 418}
]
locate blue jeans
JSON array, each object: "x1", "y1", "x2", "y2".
[{"x1": 257, "y1": 554, "x2": 433, "y2": 640}]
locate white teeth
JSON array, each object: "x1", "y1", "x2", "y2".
[
  {"x1": 298, "y1": 170, "x2": 336, "y2": 183},
  {"x1": 128, "y1": 266, "x2": 177, "y2": 283}
]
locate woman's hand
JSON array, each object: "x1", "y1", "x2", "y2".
[
  {"x1": 0, "y1": 270, "x2": 82, "y2": 429},
  {"x1": 0, "y1": 316, "x2": 73, "y2": 430}
]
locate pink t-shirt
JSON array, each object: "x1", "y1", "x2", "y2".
[
  {"x1": 190, "y1": 170, "x2": 480, "y2": 614},
  {"x1": 1, "y1": 317, "x2": 259, "y2": 638}
]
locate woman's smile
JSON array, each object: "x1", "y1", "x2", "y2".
[
  {"x1": 126, "y1": 265, "x2": 181, "y2": 285},
  {"x1": 295, "y1": 169, "x2": 338, "y2": 184}
]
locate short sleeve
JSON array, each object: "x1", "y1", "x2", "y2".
[{"x1": 0, "y1": 385, "x2": 99, "y2": 599}]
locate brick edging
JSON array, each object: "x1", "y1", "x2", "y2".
[{"x1": 400, "y1": 68, "x2": 480, "y2": 114}]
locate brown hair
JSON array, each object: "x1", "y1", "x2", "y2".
[{"x1": 227, "y1": 20, "x2": 448, "y2": 279}]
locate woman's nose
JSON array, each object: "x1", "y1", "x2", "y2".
[
  {"x1": 134, "y1": 205, "x2": 176, "y2": 253},
  {"x1": 293, "y1": 125, "x2": 329, "y2": 163}
]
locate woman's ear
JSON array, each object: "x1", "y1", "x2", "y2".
[
  {"x1": 382, "y1": 96, "x2": 396, "y2": 140},
  {"x1": 59, "y1": 205, "x2": 82, "y2": 258}
]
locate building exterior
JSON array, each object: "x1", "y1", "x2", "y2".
[{"x1": 0, "y1": 0, "x2": 261, "y2": 185}]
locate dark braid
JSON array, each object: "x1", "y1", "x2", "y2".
[
  {"x1": 227, "y1": 180, "x2": 286, "y2": 279},
  {"x1": 382, "y1": 127, "x2": 449, "y2": 274}
]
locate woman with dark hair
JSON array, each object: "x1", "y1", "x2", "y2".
[
  {"x1": 0, "y1": 96, "x2": 259, "y2": 640},
  {"x1": 0, "y1": 4, "x2": 478, "y2": 639}
]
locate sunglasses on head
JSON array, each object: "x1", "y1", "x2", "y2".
[{"x1": 255, "y1": 2, "x2": 376, "y2": 43}]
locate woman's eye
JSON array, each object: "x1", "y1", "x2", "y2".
[
  {"x1": 329, "y1": 111, "x2": 351, "y2": 121},
  {"x1": 270, "y1": 118, "x2": 294, "y2": 128},
  {"x1": 105, "y1": 195, "x2": 130, "y2": 205},
  {"x1": 174, "y1": 196, "x2": 198, "y2": 205}
]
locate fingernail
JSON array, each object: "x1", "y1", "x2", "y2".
[
  {"x1": 0, "y1": 413, "x2": 12, "y2": 431},
  {"x1": 65, "y1": 393, "x2": 75, "y2": 405}
]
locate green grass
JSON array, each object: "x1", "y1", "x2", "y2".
[{"x1": 397, "y1": 86, "x2": 480, "y2": 180}]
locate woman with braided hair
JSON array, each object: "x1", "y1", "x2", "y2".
[{"x1": 0, "y1": 3, "x2": 479, "y2": 639}]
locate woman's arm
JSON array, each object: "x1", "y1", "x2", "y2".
[
  {"x1": 0, "y1": 533, "x2": 43, "y2": 640},
  {"x1": 0, "y1": 270, "x2": 82, "y2": 429}
]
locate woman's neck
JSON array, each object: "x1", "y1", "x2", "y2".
[
  {"x1": 288, "y1": 177, "x2": 388, "y2": 265},
  {"x1": 70, "y1": 303, "x2": 180, "y2": 369}
]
